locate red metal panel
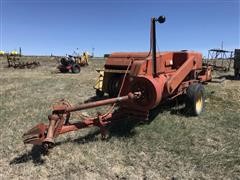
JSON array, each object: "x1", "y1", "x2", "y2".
[
  {"x1": 120, "y1": 75, "x2": 167, "y2": 111},
  {"x1": 167, "y1": 56, "x2": 195, "y2": 94}
]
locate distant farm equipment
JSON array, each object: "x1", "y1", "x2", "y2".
[
  {"x1": 23, "y1": 16, "x2": 212, "y2": 152},
  {"x1": 0, "y1": 50, "x2": 5, "y2": 56},
  {"x1": 205, "y1": 49, "x2": 234, "y2": 71},
  {"x1": 7, "y1": 52, "x2": 40, "y2": 69},
  {"x1": 234, "y1": 49, "x2": 240, "y2": 79},
  {"x1": 57, "y1": 52, "x2": 89, "y2": 73}
]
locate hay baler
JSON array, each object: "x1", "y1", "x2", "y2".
[{"x1": 23, "y1": 16, "x2": 212, "y2": 151}]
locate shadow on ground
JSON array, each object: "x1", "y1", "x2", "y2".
[
  {"x1": 10, "y1": 145, "x2": 46, "y2": 165},
  {"x1": 216, "y1": 75, "x2": 239, "y2": 80}
]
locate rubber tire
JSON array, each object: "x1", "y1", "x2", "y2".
[
  {"x1": 71, "y1": 64, "x2": 81, "y2": 73},
  {"x1": 185, "y1": 83, "x2": 205, "y2": 116},
  {"x1": 96, "y1": 89, "x2": 104, "y2": 97}
]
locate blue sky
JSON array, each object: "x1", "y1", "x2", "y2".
[{"x1": 0, "y1": 0, "x2": 239, "y2": 56}]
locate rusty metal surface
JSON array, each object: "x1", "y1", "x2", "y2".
[
  {"x1": 7, "y1": 55, "x2": 40, "y2": 69},
  {"x1": 205, "y1": 49, "x2": 233, "y2": 71},
  {"x1": 66, "y1": 92, "x2": 139, "y2": 113},
  {"x1": 23, "y1": 123, "x2": 48, "y2": 145},
  {"x1": 167, "y1": 56, "x2": 195, "y2": 94}
]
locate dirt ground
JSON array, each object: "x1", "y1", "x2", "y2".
[{"x1": 0, "y1": 57, "x2": 239, "y2": 179}]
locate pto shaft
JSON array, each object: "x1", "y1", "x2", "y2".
[{"x1": 65, "y1": 92, "x2": 141, "y2": 113}]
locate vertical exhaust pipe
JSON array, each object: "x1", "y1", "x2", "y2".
[{"x1": 151, "y1": 16, "x2": 166, "y2": 77}]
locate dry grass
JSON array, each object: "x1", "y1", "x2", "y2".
[{"x1": 0, "y1": 57, "x2": 240, "y2": 179}]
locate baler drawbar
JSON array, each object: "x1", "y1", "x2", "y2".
[{"x1": 23, "y1": 92, "x2": 141, "y2": 149}]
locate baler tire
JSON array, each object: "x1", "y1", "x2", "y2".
[
  {"x1": 72, "y1": 64, "x2": 81, "y2": 73},
  {"x1": 96, "y1": 89, "x2": 104, "y2": 97},
  {"x1": 185, "y1": 83, "x2": 205, "y2": 116}
]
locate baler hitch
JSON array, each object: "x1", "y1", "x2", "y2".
[{"x1": 23, "y1": 92, "x2": 141, "y2": 150}]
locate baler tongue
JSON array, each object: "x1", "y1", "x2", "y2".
[
  {"x1": 22, "y1": 92, "x2": 142, "y2": 149},
  {"x1": 22, "y1": 123, "x2": 47, "y2": 145}
]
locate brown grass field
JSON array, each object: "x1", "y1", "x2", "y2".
[{"x1": 0, "y1": 56, "x2": 239, "y2": 179}]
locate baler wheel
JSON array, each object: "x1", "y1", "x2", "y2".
[{"x1": 186, "y1": 83, "x2": 205, "y2": 116}]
